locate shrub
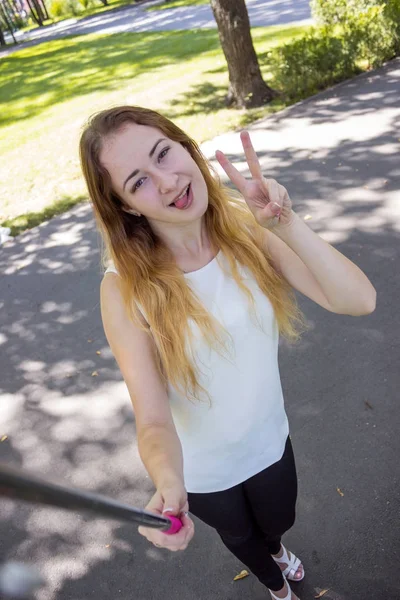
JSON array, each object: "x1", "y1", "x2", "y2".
[
  {"x1": 311, "y1": 0, "x2": 400, "y2": 58},
  {"x1": 78, "y1": 0, "x2": 95, "y2": 10},
  {"x1": 14, "y1": 14, "x2": 29, "y2": 29},
  {"x1": 310, "y1": 0, "x2": 379, "y2": 26},
  {"x1": 269, "y1": 0, "x2": 400, "y2": 101},
  {"x1": 48, "y1": 0, "x2": 84, "y2": 17},
  {"x1": 311, "y1": 0, "x2": 398, "y2": 68},
  {"x1": 383, "y1": 0, "x2": 400, "y2": 54},
  {"x1": 269, "y1": 28, "x2": 359, "y2": 100},
  {"x1": 348, "y1": 5, "x2": 395, "y2": 68}
]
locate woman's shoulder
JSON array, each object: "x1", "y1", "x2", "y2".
[
  {"x1": 103, "y1": 262, "x2": 119, "y2": 276},
  {"x1": 101, "y1": 263, "x2": 120, "y2": 299},
  {"x1": 100, "y1": 263, "x2": 150, "y2": 328}
]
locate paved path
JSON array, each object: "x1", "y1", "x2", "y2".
[
  {"x1": 4, "y1": 0, "x2": 312, "y2": 52},
  {"x1": 0, "y1": 59, "x2": 399, "y2": 599}
]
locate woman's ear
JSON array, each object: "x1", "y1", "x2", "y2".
[{"x1": 123, "y1": 207, "x2": 141, "y2": 217}]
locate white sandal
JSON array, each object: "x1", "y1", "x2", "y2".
[
  {"x1": 272, "y1": 544, "x2": 305, "y2": 582},
  {"x1": 269, "y1": 574, "x2": 293, "y2": 600}
]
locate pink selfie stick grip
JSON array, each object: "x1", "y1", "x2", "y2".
[{"x1": 164, "y1": 515, "x2": 183, "y2": 535}]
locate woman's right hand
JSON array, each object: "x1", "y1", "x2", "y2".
[{"x1": 138, "y1": 482, "x2": 194, "y2": 551}]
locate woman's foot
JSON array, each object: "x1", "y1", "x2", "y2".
[
  {"x1": 272, "y1": 544, "x2": 304, "y2": 581},
  {"x1": 269, "y1": 578, "x2": 300, "y2": 600}
]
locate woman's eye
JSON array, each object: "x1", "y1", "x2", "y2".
[
  {"x1": 131, "y1": 147, "x2": 170, "y2": 192},
  {"x1": 158, "y1": 147, "x2": 170, "y2": 162},
  {"x1": 133, "y1": 177, "x2": 145, "y2": 192}
]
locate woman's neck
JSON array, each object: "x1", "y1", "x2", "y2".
[{"x1": 150, "y1": 216, "x2": 214, "y2": 265}]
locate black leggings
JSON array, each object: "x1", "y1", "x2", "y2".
[{"x1": 187, "y1": 436, "x2": 298, "y2": 592}]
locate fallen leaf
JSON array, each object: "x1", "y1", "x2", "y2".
[
  {"x1": 337, "y1": 488, "x2": 344, "y2": 497},
  {"x1": 364, "y1": 400, "x2": 374, "y2": 410},
  {"x1": 91, "y1": 371, "x2": 98, "y2": 377},
  {"x1": 105, "y1": 544, "x2": 110, "y2": 548},
  {"x1": 1, "y1": 435, "x2": 8, "y2": 442},
  {"x1": 315, "y1": 590, "x2": 330, "y2": 598},
  {"x1": 87, "y1": 339, "x2": 92, "y2": 343},
  {"x1": 233, "y1": 570, "x2": 249, "y2": 581},
  {"x1": 304, "y1": 215, "x2": 313, "y2": 221},
  {"x1": 96, "y1": 351, "x2": 101, "y2": 355}
]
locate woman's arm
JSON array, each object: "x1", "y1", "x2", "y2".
[
  {"x1": 138, "y1": 423, "x2": 184, "y2": 492},
  {"x1": 265, "y1": 214, "x2": 377, "y2": 316},
  {"x1": 101, "y1": 273, "x2": 184, "y2": 487},
  {"x1": 100, "y1": 274, "x2": 193, "y2": 551},
  {"x1": 215, "y1": 131, "x2": 376, "y2": 317}
]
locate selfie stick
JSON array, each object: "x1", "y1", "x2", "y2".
[{"x1": 0, "y1": 463, "x2": 183, "y2": 534}]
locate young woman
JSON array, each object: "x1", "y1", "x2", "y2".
[{"x1": 79, "y1": 106, "x2": 376, "y2": 600}]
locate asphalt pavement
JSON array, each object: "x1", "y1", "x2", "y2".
[{"x1": 0, "y1": 58, "x2": 399, "y2": 600}]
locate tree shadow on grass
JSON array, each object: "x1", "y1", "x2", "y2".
[
  {"x1": 0, "y1": 29, "x2": 220, "y2": 127},
  {"x1": 168, "y1": 81, "x2": 227, "y2": 118},
  {"x1": 204, "y1": 65, "x2": 226, "y2": 76}
]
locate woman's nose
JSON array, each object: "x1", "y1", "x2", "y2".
[{"x1": 156, "y1": 172, "x2": 178, "y2": 194}]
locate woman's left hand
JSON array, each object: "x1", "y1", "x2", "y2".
[{"x1": 215, "y1": 131, "x2": 295, "y2": 230}]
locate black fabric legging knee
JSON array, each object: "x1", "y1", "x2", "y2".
[{"x1": 187, "y1": 436, "x2": 298, "y2": 592}]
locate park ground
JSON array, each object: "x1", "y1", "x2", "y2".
[
  {"x1": 1, "y1": 54, "x2": 399, "y2": 600},
  {"x1": 0, "y1": 3, "x2": 399, "y2": 599}
]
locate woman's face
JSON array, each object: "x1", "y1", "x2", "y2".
[{"x1": 100, "y1": 123, "x2": 209, "y2": 226}]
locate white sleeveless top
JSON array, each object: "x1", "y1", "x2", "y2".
[{"x1": 105, "y1": 252, "x2": 289, "y2": 493}]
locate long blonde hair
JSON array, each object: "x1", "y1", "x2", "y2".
[{"x1": 79, "y1": 106, "x2": 307, "y2": 401}]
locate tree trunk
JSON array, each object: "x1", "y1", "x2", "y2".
[
  {"x1": 210, "y1": 0, "x2": 275, "y2": 108},
  {"x1": 0, "y1": 2, "x2": 17, "y2": 43},
  {"x1": 26, "y1": 0, "x2": 44, "y2": 26},
  {"x1": 41, "y1": 0, "x2": 50, "y2": 21},
  {"x1": 0, "y1": 26, "x2": 5, "y2": 46}
]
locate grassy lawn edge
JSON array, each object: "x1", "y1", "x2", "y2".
[
  {"x1": 146, "y1": 0, "x2": 207, "y2": 12},
  {"x1": 3, "y1": 196, "x2": 88, "y2": 237}
]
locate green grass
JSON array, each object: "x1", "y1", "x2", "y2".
[
  {"x1": 2, "y1": 197, "x2": 88, "y2": 236},
  {"x1": 0, "y1": 23, "x2": 310, "y2": 235},
  {"x1": 147, "y1": 0, "x2": 208, "y2": 12}
]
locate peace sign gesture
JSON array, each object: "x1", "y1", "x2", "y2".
[{"x1": 215, "y1": 131, "x2": 294, "y2": 230}]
